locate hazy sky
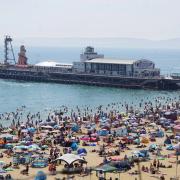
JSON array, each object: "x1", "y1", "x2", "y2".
[{"x1": 0, "y1": 0, "x2": 180, "y2": 40}]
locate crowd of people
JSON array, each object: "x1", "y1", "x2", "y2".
[{"x1": 0, "y1": 95, "x2": 179, "y2": 179}]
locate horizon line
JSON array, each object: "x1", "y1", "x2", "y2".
[{"x1": 2, "y1": 36, "x2": 180, "y2": 42}]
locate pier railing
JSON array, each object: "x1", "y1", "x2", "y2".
[{"x1": 0, "y1": 64, "x2": 174, "y2": 80}]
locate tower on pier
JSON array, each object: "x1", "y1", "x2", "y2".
[
  {"x1": 4, "y1": 36, "x2": 16, "y2": 64},
  {"x1": 17, "y1": 45, "x2": 28, "y2": 65}
]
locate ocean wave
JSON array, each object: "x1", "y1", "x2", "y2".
[{"x1": 0, "y1": 80, "x2": 32, "y2": 87}]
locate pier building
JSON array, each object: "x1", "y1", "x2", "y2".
[{"x1": 73, "y1": 47, "x2": 160, "y2": 78}]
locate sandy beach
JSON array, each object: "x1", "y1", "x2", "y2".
[{"x1": 0, "y1": 96, "x2": 179, "y2": 180}]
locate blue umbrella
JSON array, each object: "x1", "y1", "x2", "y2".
[{"x1": 34, "y1": 171, "x2": 47, "y2": 180}]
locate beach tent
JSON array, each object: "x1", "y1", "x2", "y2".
[
  {"x1": 21, "y1": 129, "x2": 28, "y2": 133},
  {"x1": 132, "y1": 122, "x2": 138, "y2": 127},
  {"x1": 32, "y1": 158, "x2": 48, "y2": 168},
  {"x1": 0, "y1": 168, "x2": 6, "y2": 173},
  {"x1": 114, "y1": 128, "x2": 128, "y2": 137},
  {"x1": 164, "y1": 138, "x2": 172, "y2": 145},
  {"x1": 133, "y1": 150, "x2": 149, "y2": 158},
  {"x1": 77, "y1": 148, "x2": 87, "y2": 156},
  {"x1": 149, "y1": 144, "x2": 158, "y2": 151},
  {"x1": 71, "y1": 142, "x2": 78, "y2": 151},
  {"x1": 53, "y1": 125, "x2": 60, "y2": 129},
  {"x1": 55, "y1": 154, "x2": 86, "y2": 166},
  {"x1": 0, "y1": 134, "x2": 14, "y2": 141},
  {"x1": 28, "y1": 144, "x2": 41, "y2": 151},
  {"x1": 1, "y1": 128, "x2": 13, "y2": 133},
  {"x1": 71, "y1": 124, "x2": 79, "y2": 132},
  {"x1": 0, "y1": 139, "x2": 5, "y2": 147},
  {"x1": 173, "y1": 125, "x2": 180, "y2": 135},
  {"x1": 166, "y1": 145, "x2": 174, "y2": 150},
  {"x1": 133, "y1": 138, "x2": 140, "y2": 145},
  {"x1": 173, "y1": 143, "x2": 180, "y2": 150},
  {"x1": 13, "y1": 145, "x2": 28, "y2": 151},
  {"x1": 98, "y1": 129, "x2": 109, "y2": 136},
  {"x1": 28, "y1": 127, "x2": 36, "y2": 133},
  {"x1": 21, "y1": 154, "x2": 31, "y2": 164},
  {"x1": 156, "y1": 130, "x2": 164, "y2": 137},
  {"x1": 164, "y1": 111, "x2": 177, "y2": 121},
  {"x1": 0, "y1": 161, "x2": 5, "y2": 168},
  {"x1": 141, "y1": 137, "x2": 149, "y2": 144},
  {"x1": 174, "y1": 120, "x2": 180, "y2": 125},
  {"x1": 34, "y1": 171, "x2": 47, "y2": 180},
  {"x1": 4, "y1": 143, "x2": 13, "y2": 149},
  {"x1": 40, "y1": 125, "x2": 53, "y2": 131},
  {"x1": 149, "y1": 123, "x2": 157, "y2": 127},
  {"x1": 41, "y1": 145, "x2": 48, "y2": 150},
  {"x1": 13, "y1": 155, "x2": 20, "y2": 165}
]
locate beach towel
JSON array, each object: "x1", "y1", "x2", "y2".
[{"x1": 166, "y1": 145, "x2": 174, "y2": 150}]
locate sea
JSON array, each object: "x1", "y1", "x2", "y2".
[{"x1": 0, "y1": 47, "x2": 180, "y2": 115}]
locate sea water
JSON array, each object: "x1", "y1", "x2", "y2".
[{"x1": 0, "y1": 47, "x2": 180, "y2": 114}]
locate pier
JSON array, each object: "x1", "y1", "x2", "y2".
[{"x1": 0, "y1": 68, "x2": 179, "y2": 90}]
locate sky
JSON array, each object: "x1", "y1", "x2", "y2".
[{"x1": 0, "y1": 0, "x2": 180, "y2": 40}]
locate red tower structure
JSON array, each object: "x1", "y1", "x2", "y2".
[{"x1": 17, "y1": 45, "x2": 28, "y2": 65}]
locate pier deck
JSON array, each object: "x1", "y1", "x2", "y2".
[{"x1": 0, "y1": 68, "x2": 179, "y2": 90}]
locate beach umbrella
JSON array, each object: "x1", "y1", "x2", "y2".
[
  {"x1": 0, "y1": 133, "x2": 13, "y2": 139},
  {"x1": 31, "y1": 154, "x2": 39, "y2": 158},
  {"x1": 149, "y1": 123, "x2": 157, "y2": 127},
  {"x1": 174, "y1": 120, "x2": 180, "y2": 125},
  {"x1": 71, "y1": 142, "x2": 78, "y2": 151},
  {"x1": 34, "y1": 171, "x2": 47, "y2": 180},
  {"x1": 53, "y1": 125, "x2": 60, "y2": 129},
  {"x1": 41, "y1": 130, "x2": 49, "y2": 133},
  {"x1": 174, "y1": 143, "x2": 180, "y2": 150},
  {"x1": 1, "y1": 128, "x2": 12, "y2": 133},
  {"x1": 4, "y1": 143, "x2": 13, "y2": 149},
  {"x1": 41, "y1": 125, "x2": 53, "y2": 130},
  {"x1": 0, "y1": 168, "x2": 6, "y2": 173},
  {"x1": 28, "y1": 144, "x2": 41, "y2": 151},
  {"x1": 132, "y1": 122, "x2": 138, "y2": 127},
  {"x1": 149, "y1": 144, "x2": 158, "y2": 151},
  {"x1": 166, "y1": 145, "x2": 174, "y2": 150},
  {"x1": 21, "y1": 129, "x2": 28, "y2": 133},
  {"x1": 41, "y1": 145, "x2": 48, "y2": 150},
  {"x1": 77, "y1": 148, "x2": 87, "y2": 156},
  {"x1": 51, "y1": 130, "x2": 59, "y2": 134},
  {"x1": 0, "y1": 161, "x2": 5, "y2": 167},
  {"x1": 13, "y1": 145, "x2": 28, "y2": 151},
  {"x1": 28, "y1": 127, "x2": 36, "y2": 133}
]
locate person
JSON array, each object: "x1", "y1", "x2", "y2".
[
  {"x1": 150, "y1": 163, "x2": 153, "y2": 173},
  {"x1": 124, "y1": 154, "x2": 128, "y2": 161},
  {"x1": 145, "y1": 167, "x2": 149, "y2": 173},
  {"x1": 157, "y1": 160, "x2": 160, "y2": 170},
  {"x1": 99, "y1": 170, "x2": 104, "y2": 180},
  {"x1": 153, "y1": 159, "x2": 157, "y2": 167},
  {"x1": 26, "y1": 164, "x2": 29, "y2": 174},
  {"x1": 5, "y1": 174, "x2": 12, "y2": 180},
  {"x1": 52, "y1": 163, "x2": 56, "y2": 175},
  {"x1": 0, "y1": 153, "x2": 4, "y2": 158},
  {"x1": 160, "y1": 175, "x2": 165, "y2": 180},
  {"x1": 48, "y1": 163, "x2": 53, "y2": 175},
  {"x1": 141, "y1": 165, "x2": 145, "y2": 172},
  {"x1": 103, "y1": 156, "x2": 108, "y2": 164},
  {"x1": 50, "y1": 148, "x2": 53, "y2": 156}
]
